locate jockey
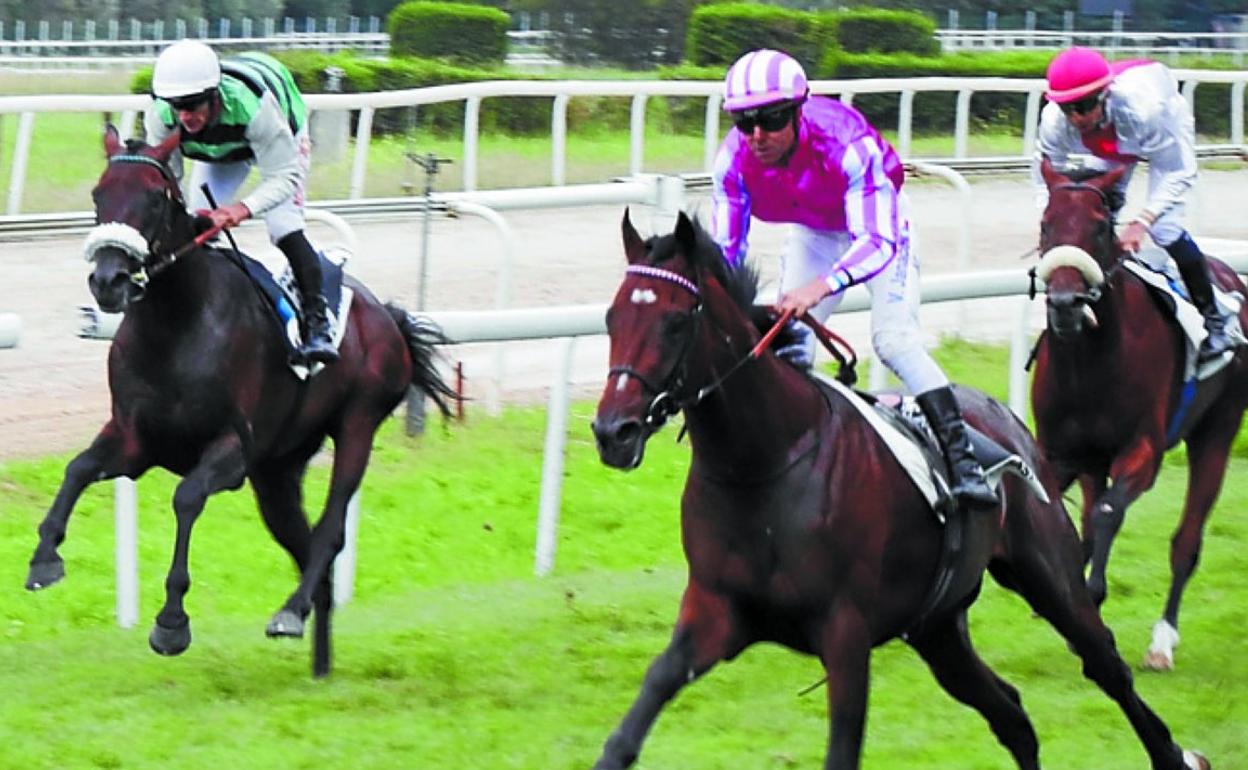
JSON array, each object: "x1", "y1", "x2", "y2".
[
  {"x1": 710, "y1": 48, "x2": 998, "y2": 510},
  {"x1": 1034, "y1": 46, "x2": 1235, "y2": 362},
  {"x1": 145, "y1": 39, "x2": 338, "y2": 365}
]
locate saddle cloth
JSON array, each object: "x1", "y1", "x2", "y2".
[
  {"x1": 233, "y1": 245, "x2": 354, "y2": 380},
  {"x1": 1125, "y1": 248, "x2": 1245, "y2": 381},
  {"x1": 815, "y1": 374, "x2": 1049, "y2": 521}
]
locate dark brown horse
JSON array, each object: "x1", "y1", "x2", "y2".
[
  {"x1": 24, "y1": 126, "x2": 455, "y2": 677},
  {"x1": 1031, "y1": 160, "x2": 1248, "y2": 670},
  {"x1": 589, "y1": 210, "x2": 1209, "y2": 770}
]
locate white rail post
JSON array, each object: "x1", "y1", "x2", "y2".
[
  {"x1": 463, "y1": 95, "x2": 481, "y2": 192},
  {"x1": 0, "y1": 313, "x2": 21, "y2": 348},
  {"x1": 535, "y1": 336, "x2": 576, "y2": 576},
  {"x1": 115, "y1": 477, "x2": 139, "y2": 629},
  {"x1": 348, "y1": 106, "x2": 374, "y2": 199},
  {"x1": 703, "y1": 93, "x2": 722, "y2": 173},
  {"x1": 1233, "y1": 81, "x2": 1246, "y2": 149},
  {"x1": 629, "y1": 94, "x2": 647, "y2": 177},
  {"x1": 1022, "y1": 91, "x2": 1042, "y2": 157},
  {"x1": 551, "y1": 93, "x2": 569, "y2": 186},
  {"x1": 1008, "y1": 296, "x2": 1034, "y2": 420},
  {"x1": 449, "y1": 200, "x2": 515, "y2": 415},
  {"x1": 6, "y1": 111, "x2": 35, "y2": 216},
  {"x1": 898, "y1": 90, "x2": 915, "y2": 159},
  {"x1": 954, "y1": 89, "x2": 972, "y2": 159}
]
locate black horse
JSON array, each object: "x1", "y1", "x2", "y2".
[
  {"x1": 25, "y1": 126, "x2": 455, "y2": 677},
  {"x1": 589, "y1": 211, "x2": 1209, "y2": 770}
]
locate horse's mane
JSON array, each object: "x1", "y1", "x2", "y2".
[{"x1": 644, "y1": 216, "x2": 759, "y2": 313}]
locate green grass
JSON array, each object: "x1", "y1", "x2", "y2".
[{"x1": 0, "y1": 341, "x2": 1245, "y2": 768}]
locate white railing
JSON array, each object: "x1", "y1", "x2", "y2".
[
  {"x1": 2, "y1": 72, "x2": 1247, "y2": 218},
  {"x1": 937, "y1": 28, "x2": 1248, "y2": 62}
]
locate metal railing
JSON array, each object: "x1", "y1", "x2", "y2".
[{"x1": 1, "y1": 72, "x2": 1246, "y2": 220}]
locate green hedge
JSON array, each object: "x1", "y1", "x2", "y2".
[
  {"x1": 830, "y1": 8, "x2": 939, "y2": 56},
  {"x1": 387, "y1": 1, "x2": 510, "y2": 65},
  {"x1": 684, "y1": 2, "x2": 824, "y2": 69}
]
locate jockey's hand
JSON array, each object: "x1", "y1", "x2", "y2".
[
  {"x1": 1118, "y1": 220, "x2": 1150, "y2": 254},
  {"x1": 778, "y1": 277, "x2": 833, "y2": 317},
  {"x1": 205, "y1": 202, "x2": 252, "y2": 230}
]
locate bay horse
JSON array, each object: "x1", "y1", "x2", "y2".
[
  {"x1": 1031, "y1": 159, "x2": 1248, "y2": 670},
  {"x1": 24, "y1": 126, "x2": 455, "y2": 677},
  {"x1": 589, "y1": 210, "x2": 1209, "y2": 770}
]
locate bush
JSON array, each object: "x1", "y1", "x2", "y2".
[
  {"x1": 541, "y1": 0, "x2": 698, "y2": 69},
  {"x1": 830, "y1": 8, "x2": 939, "y2": 56},
  {"x1": 684, "y1": 3, "x2": 824, "y2": 69},
  {"x1": 387, "y1": 1, "x2": 510, "y2": 65}
]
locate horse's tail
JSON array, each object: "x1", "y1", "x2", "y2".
[{"x1": 385, "y1": 303, "x2": 458, "y2": 416}]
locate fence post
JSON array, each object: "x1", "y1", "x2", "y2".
[
  {"x1": 535, "y1": 336, "x2": 576, "y2": 576},
  {"x1": 629, "y1": 94, "x2": 648, "y2": 177},
  {"x1": 115, "y1": 478, "x2": 139, "y2": 629},
  {"x1": 551, "y1": 93, "x2": 569, "y2": 186}
]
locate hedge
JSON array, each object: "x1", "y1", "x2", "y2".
[
  {"x1": 829, "y1": 8, "x2": 939, "y2": 56},
  {"x1": 684, "y1": 3, "x2": 825, "y2": 69},
  {"x1": 387, "y1": 1, "x2": 510, "y2": 65}
]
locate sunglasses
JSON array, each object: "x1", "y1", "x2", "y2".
[
  {"x1": 731, "y1": 105, "x2": 795, "y2": 134},
  {"x1": 167, "y1": 94, "x2": 211, "y2": 113},
  {"x1": 1059, "y1": 91, "x2": 1105, "y2": 116}
]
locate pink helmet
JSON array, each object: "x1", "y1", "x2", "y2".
[
  {"x1": 723, "y1": 49, "x2": 809, "y2": 112},
  {"x1": 1045, "y1": 46, "x2": 1112, "y2": 104}
]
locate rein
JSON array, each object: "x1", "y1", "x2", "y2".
[{"x1": 609, "y1": 265, "x2": 859, "y2": 430}]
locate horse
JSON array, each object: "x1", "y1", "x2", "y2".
[
  {"x1": 588, "y1": 210, "x2": 1209, "y2": 770},
  {"x1": 24, "y1": 126, "x2": 455, "y2": 677},
  {"x1": 1030, "y1": 159, "x2": 1248, "y2": 670}
]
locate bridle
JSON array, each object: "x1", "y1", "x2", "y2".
[
  {"x1": 1028, "y1": 181, "x2": 1124, "y2": 303},
  {"x1": 84, "y1": 152, "x2": 197, "y2": 296},
  {"x1": 608, "y1": 265, "x2": 707, "y2": 430}
]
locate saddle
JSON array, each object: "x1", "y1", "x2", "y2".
[
  {"x1": 229, "y1": 246, "x2": 354, "y2": 379},
  {"x1": 813, "y1": 374, "x2": 1050, "y2": 630}
]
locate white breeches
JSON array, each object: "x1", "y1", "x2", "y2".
[
  {"x1": 185, "y1": 130, "x2": 311, "y2": 244},
  {"x1": 779, "y1": 192, "x2": 948, "y2": 395}
]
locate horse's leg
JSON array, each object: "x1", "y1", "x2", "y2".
[
  {"x1": 817, "y1": 602, "x2": 872, "y2": 770},
  {"x1": 1087, "y1": 438, "x2": 1163, "y2": 607},
  {"x1": 27, "y1": 421, "x2": 150, "y2": 590},
  {"x1": 906, "y1": 613, "x2": 1040, "y2": 769},
  {"x1": 265, "y1": 415, "x2": 378, "y2": 676},
  {"x1": 1000, "y1": 519, "x2": 1202, "y2": 770},
  {"x1": 149, "y1": 434, "x2": 247, "y2": 657},
  {"x1": 593, "y1": 581, "x2": 742, "y2": 770},
  {"x1": 1145, "y1": 410, "x2": 1244, "y2": 671},
  {"x1": 1076, "y1": 474, "x2": 1106, "y2": 571}
]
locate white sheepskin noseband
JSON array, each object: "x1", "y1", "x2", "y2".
[
  {"x1": 1035, "y1": 245, "x2": 1105, "y2": 288},
  {"x1": 83, "y1": 222, "x2": 150, "y2": 264}
]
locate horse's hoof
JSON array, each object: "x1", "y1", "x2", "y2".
[
  {"x1": 1183, "y1": 749, "x2": 1210, "y2": 770},
  {"x1": 266, "y1": 609, "x2": 304, "y2": 639},
  {"x1": 148, "y1": 620, "x2": 191, "y2": 656},
  {"x1": 1142, "y1": 649, "x2": 1175, "y2": 671},
  {"x1": 25, "y1": 558, "x2": 65, "y2": 591}
]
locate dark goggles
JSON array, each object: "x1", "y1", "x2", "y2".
[
  {"x1": 1059, "y1": 91, "x2": 1105, "y2": 116},
  {"x1": 166, "y1": 92, "x2": 213, "y2": 112},
  {"x1": 731, "y1": 104, "x2": 796, "y2": 134}
]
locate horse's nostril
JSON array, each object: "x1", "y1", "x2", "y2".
[{"x1": 615, "y1": 421, "x2": 641, "y2": 446}]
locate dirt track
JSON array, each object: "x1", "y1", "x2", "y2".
[{"x1": 2, "y1": 170, "x2": 1247, "y2": 461}]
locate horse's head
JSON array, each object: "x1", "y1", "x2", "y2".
[
  {"x1": 85, "y1": 125, "x2": 191, "y2": 312},
  {"x1": 1034, "y1": 159, "x2": 1127, "y2": 338},
  {"x1": 591, "y1": 210, "x2": 752, "y2": 469}
]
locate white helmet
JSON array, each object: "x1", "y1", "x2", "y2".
[{"x1": 151, "y1": 40, "x2": 221, "y2": 100}]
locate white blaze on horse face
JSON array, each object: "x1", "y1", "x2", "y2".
[
  {"x1": 631, "y1": 288, "x2": 657, "y2": 305},
  {"x1": 616, "y1": 371, "x2": 630, "y2": 392}
]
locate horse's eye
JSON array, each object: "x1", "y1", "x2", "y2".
[{"x1": 663, "y1": 312, "x2": 691, "y2": 340}]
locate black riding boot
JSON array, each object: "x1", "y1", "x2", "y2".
[
  {"x1": 916, "y1": 386, "x2": 1000, "y2": 510},
  {"x1": 277, "y1": 231, "x2": 339, "y2": 365},
  {"x1": 1166, "y1": 233, "x2": 1235, "y2": 361}
]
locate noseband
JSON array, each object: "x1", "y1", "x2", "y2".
[
  {"x1": 608, "y1": 265, "x2": 704, "y2": 430},
  {"x1": 1029, "y1": 181, "x2": 1122, "y2": 303},
  {"x1": 83, "y1": 153, "x2": 188, "y2": 293}
]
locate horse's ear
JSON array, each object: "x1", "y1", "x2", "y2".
[
  {"x1": 1092, "y1": 164, "x2": 1128, "y2": 194},
  {"x1": 674, "y1": 211, "x2": 698, "y2": 258},
  {"x1": 622, "y1": 207, "x2": 646, "y2": 265},
  {"x1": 103, "y1": 124, "x2": 123, "y2": 157},
  {"x1": 151, "y1": 127, "x2": 182, "y2": 162},
  {"x1": 1039, "y1": 157, "x2": 1068, "y2": 189}
]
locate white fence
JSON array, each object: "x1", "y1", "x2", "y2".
[{"x1": 2, "y1": 71, "x2": 1247, "y2": 219}]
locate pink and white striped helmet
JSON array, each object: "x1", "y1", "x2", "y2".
[{"x1": 722, "y1": 49, "x2": 809, "y2": 112}]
